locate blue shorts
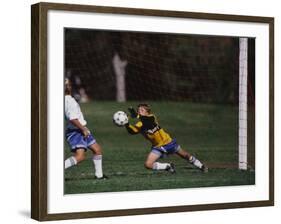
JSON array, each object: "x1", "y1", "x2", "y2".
[
  {"x1": 66, "y1": 129, "x2": 96, "y2": 152},
  {"x1": 151, "y1": 139, "x2": 180, "y2": 157}
]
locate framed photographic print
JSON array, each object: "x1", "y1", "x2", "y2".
[{"x1": 31, "y1": 2, "x2": 274, "y2": 221}]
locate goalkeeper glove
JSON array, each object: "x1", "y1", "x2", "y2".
[{"x1": 128, "y1": 106, "x2": 137, "y2": 118}]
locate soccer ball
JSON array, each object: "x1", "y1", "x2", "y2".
[{"x1": 113, "y1": 111, "x2": 128, "y2": 127}]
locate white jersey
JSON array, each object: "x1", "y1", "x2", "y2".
[{"x1": 65, "y1": 95, "x2": 87, "y2": 130}]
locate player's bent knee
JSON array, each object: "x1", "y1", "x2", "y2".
[
  {"x1": 91, "y1": 143, "x2": 103, "y2": 155},
  {"x1": 75, "y1": 152, "x2": 86, "y2": 162}
]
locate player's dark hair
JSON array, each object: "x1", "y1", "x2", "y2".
[
  {"x1": 65, "y1": 78, "x2": 72, "y2": 95},
  {"x1": 137, "y1": 103, "x2": 151, "y2": 113}
]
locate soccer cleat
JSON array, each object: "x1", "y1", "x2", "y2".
[
  {"x1": 94, "y1": 175, "x2": 108, "y2": 180},
  {"x1": 200, "y1": 165, "x2": 208, "y2": 173},
  {"x1": 166, "y1": 163, "x2": 176, "y2": 174}
]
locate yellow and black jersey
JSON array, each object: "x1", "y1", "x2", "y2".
[{"x1": 126, "y1": 114, "x2": 172, "y2": 147}]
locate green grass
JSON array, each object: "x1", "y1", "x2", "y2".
[{"x1": 64, "y1": 101, "x2": 255, "y2": 194}]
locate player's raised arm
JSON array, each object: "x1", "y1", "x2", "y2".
[
  {"x1": 124, "y1": 106, "x2": 141, "y2": 134},
  {"x1": 128, "y1": 106, "x2": 138, "y2": 118},
  {"x1": 125, "y1": 122, "x2": 141, "y2": 135}
]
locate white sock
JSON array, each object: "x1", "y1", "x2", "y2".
[
  {"x1": 65, "y1": 156, "x2": 77, "y2": 169},
  {"x1": 92, "y1": 155, "x2": 103, "y2": 178},
  {"x1": 152, "y1": 162, "x2": 170, "y2": 170},
  {"x1": 189, "y1": 156, "x2": 203, "y2": 169}
]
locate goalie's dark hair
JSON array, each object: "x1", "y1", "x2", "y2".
[{"x1": 137, "y1": 103, "x2": 151, "y2": 113}]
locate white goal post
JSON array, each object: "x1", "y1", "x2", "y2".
[{"x1": 238, "y1": 37, "x2": 248, "y2": 170}]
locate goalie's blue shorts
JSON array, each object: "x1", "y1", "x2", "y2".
[
  {"x1": 66, "y1": 128, "x2": 96, "y2": 152},
  {"x1": 151, "y1": 139, "x2": 180, "y2": 157}
]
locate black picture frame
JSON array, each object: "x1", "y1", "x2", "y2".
[{"x1": 31, "y1": 2, "x2": 274, "y2": 221}]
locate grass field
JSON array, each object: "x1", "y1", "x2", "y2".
[{"x1": 64, "y1": 101, "x2": 255, "y2": 194}]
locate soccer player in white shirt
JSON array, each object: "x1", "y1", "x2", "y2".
[{"x1": 64, "y1": 78, "x2": 106, "y2": 179}]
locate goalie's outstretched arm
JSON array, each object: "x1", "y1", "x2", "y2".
[
  {"x1": 128, "y1": 106, "x2": 138, "y2": 118},
  {"x1": 125, "y1": 123, "x2": 140, "y2": 135}
]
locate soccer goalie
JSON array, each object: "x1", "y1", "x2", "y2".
[
  {"x1": 125, "y1": 103, "x2": 208, "y2": 173},
  {"x1": 64, "y1": 78, "x2": 107, "y2": 179}
]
